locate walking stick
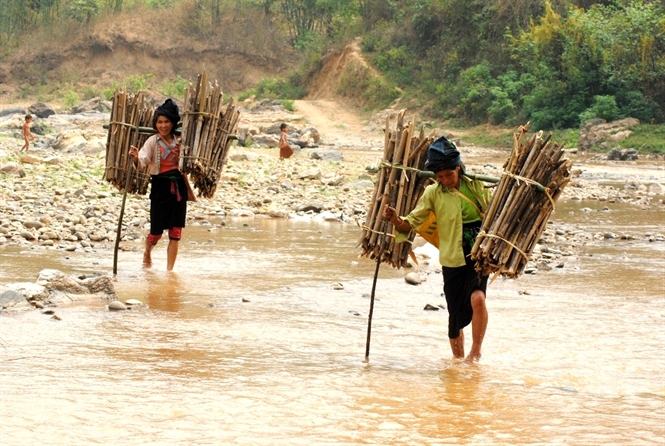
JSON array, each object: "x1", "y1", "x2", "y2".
[
  {"x1": 112, "y1": 128, "x2": 138, "y2": 275},
  {"x1": 364, "y1": 220, "x2": 389, "y2": 362},
  {"x1": 364, "y1": 248, "x2": 381, "y2": 361}
]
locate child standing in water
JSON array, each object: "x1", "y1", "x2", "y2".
[{"x1": 21, "y1": 115, "x2": 35, "y2": 152}]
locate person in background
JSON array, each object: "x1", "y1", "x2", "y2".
[
  {"x1": 128, "y1": 99, "x2": 190, "y2": 271},
  {"x1": 21, "y1": 114, "x2": 35, "y2": 152},
  {"x1": 382, "y1": 136, "x2": 492, "y2": 362},
  {"x1": 278, "y1": 122, "x2": 293, "y2": 160}
]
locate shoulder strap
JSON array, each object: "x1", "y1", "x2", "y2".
[{"x1": 452, "y1": 188, "x2": 484, "y2": 219}]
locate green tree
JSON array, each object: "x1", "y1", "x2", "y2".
[{"x1": 65, "y1": 0, "x2": 100, "y2": 31}]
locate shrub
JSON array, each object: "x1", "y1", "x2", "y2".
[
  {"x1": 125, "y1": 74, "x2": 154, "y2": 93},
  {"x1": 579, "y1": 95, "x2": 619, "y2": 124},
  {"x1": 159, "y1": 75, "x2": 189, "y2": 98},
  {"x1": 63, "y1": 89, "x2": 79, "y2": 108}
]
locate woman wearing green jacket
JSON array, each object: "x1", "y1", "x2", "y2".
[{"x1": 383, "y1": 136, "x2": 491, "y2": 362}]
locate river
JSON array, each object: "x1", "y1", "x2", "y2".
[{"x1": 1, "y1": 199, "x2": 664, "y2": 445}]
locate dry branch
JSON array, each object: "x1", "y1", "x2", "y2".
[
  {"x1": 103, "y1": 89, "x2": 153, "y2": 195},
  {"x1": 180, "y1": 71, "x2": 241, "y2": 199},
  {"x1": 471, "y1": 123, "x2": 573, "y2": 279},
  {"x1": 357, "y1": 110, "x2": 435, "y2": 268}
]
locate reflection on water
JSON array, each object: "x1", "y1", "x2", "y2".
[{"x1": 1, "y1": 201, "x2": 664, "y2": 444}]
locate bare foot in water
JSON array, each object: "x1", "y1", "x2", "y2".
[
  {"x1": 465, "y1": 351, "x2": 481, "y2": 363},
  {"x1": 142, "y1": 251, "x2": 152, "y2": 267}
]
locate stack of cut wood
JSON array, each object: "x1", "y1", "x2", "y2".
[
  {"x1": 357, "y1": 110, "x2": 436, "y2": 268},
  {"x1": 104, "y1": 89, "x2": 153, "y2": 195},
  {"x1": 471, "y1": 124, "x2": 573, "y2": 278},
  {"x1": 180, "y1": 71, "x2": 241, "y2": 198}
]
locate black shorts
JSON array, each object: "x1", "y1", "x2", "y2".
[{"x1": 442, "y1": 229, "x2": 488, "y2": 339}]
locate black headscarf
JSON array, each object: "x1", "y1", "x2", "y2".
[
  {"x1": 153, "y1": 99, "x2": 181, "y2": 131},
  {"x1": 424, "y1": 136, "x2": 461, "y2": 172}
]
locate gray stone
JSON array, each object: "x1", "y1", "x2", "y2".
[
  {"x1": 297, "y1": 169, "x2": 321, "y2": 180},
  {"x1": 578, "y1": 118, "x2": 640, "y2": 150},
  {"x1": 0, "y1": 106, "x2": 26, "y2": 117},
  {"x1": 7, "y1": 283, "x2": 49, "y2": 300},
  {"x1": 310, "y1": 151, "x2": 343, "y2": 162},
  {"x1": 28, "y1": 102, "x2": 56, "y2": 118},
  {"x1": 71, "y1": 97, "x2": 102, "y2": 114},
  {"x1": 297, "y1": 203, "x2": 323, "y2": 213},
  {"x1": 0, "y1": 290, "x2": 26, "y2": 308},
  {"x1": 20, "y1": 231, "x2": 36, "y2": 241}
]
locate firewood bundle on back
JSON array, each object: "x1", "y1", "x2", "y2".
[
  {"x1": 179, "y1": 71, "x2": 241, "y2": 199},
  {"x1": 103, "y1": 90, "x2": 154, "y2": 195},
  {"x1": 471, "y1": 124, "x2": 573, "y2": 278},
  {"x1": 357, "y1": 110, "x2": 435, "y2": 268}
]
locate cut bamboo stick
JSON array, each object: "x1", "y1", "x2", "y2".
[
  {"x1": 471, "y1": 123, "x2": 573, "y2": 279},
  {"x1": 358, "y1": 110, "x2": 435, "y2": 268}
]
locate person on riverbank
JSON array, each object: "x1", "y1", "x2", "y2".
[
  {"x1": 21, "y1": 115, "x2": 35, "y2": 152},
  {"x1": 278, "y1": 123, "x2": 293, "y2": 160},
  {"x1": 128, "y1": 99, "x2": 190, "y2": 271},
  {"x1": 382, "y1": 136, "x2": 491, "y2": 362}
]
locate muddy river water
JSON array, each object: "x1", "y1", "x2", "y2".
[{"x1": 1, "y1": 193, "x2": 664, "y2": 444}]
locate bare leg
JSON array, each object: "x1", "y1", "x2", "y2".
[
  {"x1": 167, "y1": 239, "x2": 179, "y2": 271},
  {"x1": 449, "y1": 329, "x2": 465, "y2": 359},
  {"x1": 143, "y1": 237, "x2": 155, "y2": 267},
  {"x1": 466, "y1": 289, "x2": 488, "y2": 362}
]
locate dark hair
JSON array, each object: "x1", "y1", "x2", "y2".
[
  {"x1": 280, "y1": 123, "x2": 288, "y2": 130},
  {"x1": 152, "y1": 99, "x2": 181, "y2": 132},
  {"x1": 25, "y1": 114, "x2": 32, "y2": 121}
]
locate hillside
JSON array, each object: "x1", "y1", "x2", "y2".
[{"x1": 0, "y1": 7, "x2": 297, "y2": 107}]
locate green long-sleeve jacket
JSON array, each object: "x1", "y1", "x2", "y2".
[{"x1": 395, "y1": 176, "x2": 491, "y2": 268}]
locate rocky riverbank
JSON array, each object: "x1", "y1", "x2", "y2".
[{"x1": 1, "y1": 100, "x2": 664, "y2": 310}]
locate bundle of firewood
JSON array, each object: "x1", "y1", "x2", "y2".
[
  {"x1": 179, "y1": 71, "x2": 241, "y2": 199},
  {"x1": 103, "y1": 89, "x2": 153, "y2": 195},
  {"x1": 471, "y1": 124, "x2": 573, "y2": 278},
  {"x1": 357, "y1": 110, "x2": 435, "y2": 268}
]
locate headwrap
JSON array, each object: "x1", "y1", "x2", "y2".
[
  {"x1": 154, "y1": 99, "x2": 181, "y2": 129},
  {"x1": 424, "y1": 136, "x2": 461, "y2": 172}
]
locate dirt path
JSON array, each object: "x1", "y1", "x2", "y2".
[{"x1": 294, "y1": 99, "x2": 382, "y2": 150}]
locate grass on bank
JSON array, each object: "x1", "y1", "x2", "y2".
[{"x1": 460, "y1": 125, "x2": 664, "y2": 154}]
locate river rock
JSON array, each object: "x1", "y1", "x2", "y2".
[
  {"x1": 607, "y1": 147, "x2": 639, "y2": 161},
  {"x1": 28, "y1": 102, "x2": 56, "y2": 118},
  {"x1": 297, "y1": 168, "x2": 321, "y2": 180},
  {"x1": 19, "y1": 231, "x2": 36, "y2": 241},
  {"x1": 0, "y1": 162, "x2": 22, "y2": 174},
  {"x1": 0, "y1": 289, "x2": 28, "y2": 309},
  {"x1": 310, "y1": 151, "x2": 343, "y2": 162},
  {"x1": 423, "y1": 303, "x2": 440, "y2": 311},
  {"x1": 0, "y1": 106, "x2": 26, "y2": 117},
  {"x1": 405, "y1": 272, "x2": 423, "y2": 285},
  {"x1": 71, "y1": 97, "x2": 102, "y2": 114},
  {"x1": 251, "y1": 134, "x2": 279, "y2": 147},
  {"x1": 578, "y1": 118, "x2": 640, "y2": 150},
  {"x1": 297, "y1": 203, "x2": 323, "y2": 213},
  {"x1": 20, "y1": 154, "x2": 42, "y2": 164},
  {"x1": 37, "y1": 269, "x2": 88, "y2": 294},
  {"x1": 7, "y1": 282, "x2": 49, "y2": 301},
  {"x1": 108, "y1": 300, "x2": 127, "y2": 311},
  {"x1": 299, "y1": 127, "x2": 320, "y2": 147},
  {"x1": 23, "y1": 221, "x2": 44, "y2": 229},
  {"x1": 44, "y1": 156, "x2": 61, "y2": 165}
]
